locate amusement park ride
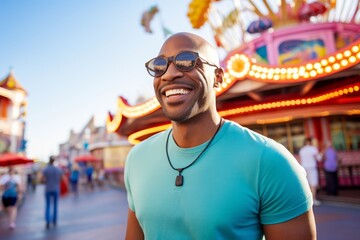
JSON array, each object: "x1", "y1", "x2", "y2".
[{"x1": 107, "y1": 0, "x2": 360, "y2": 160}]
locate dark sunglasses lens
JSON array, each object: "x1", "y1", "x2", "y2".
[
  {"x1": 174, "y1": 52, "x2": 197, "y2": 71},
  {"x1": 148, "y1": 57, "x2": 167, "y2": 77}
]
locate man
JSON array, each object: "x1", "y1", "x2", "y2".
[
  {"x1": 125, "y1": 32, "x2": 316, "y2": 239},
  {"x1": 42, "y1": 156, "x2": 62, "y2": 229},
  {"x1": 299, "y1": 137, "x2": 322, "y2": 206}
]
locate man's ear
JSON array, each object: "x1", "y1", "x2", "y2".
[{"x1": 214, "y1": 68, "x2": 224, "y2": 88}]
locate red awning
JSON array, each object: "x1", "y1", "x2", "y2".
[
  {"x1": 0, "y1": 153, "x2": 34, "y2": 167},
  {"x1": 74, "y1": 155, "x2": 101, "y2": 163}
]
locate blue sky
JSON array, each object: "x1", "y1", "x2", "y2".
[{"x1": 0, "y1": 1, "x2": 214, "y2": 160}]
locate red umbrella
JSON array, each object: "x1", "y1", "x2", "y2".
[
  {"x1": 74, "y1": 155, "x2": 101, "y2": 163},
  {"x1": 0, "y1": 153, "x2": 34, "y2": 167},
  {"x1": 298, "y1": 1, "x2": 327, "y2": 21}
]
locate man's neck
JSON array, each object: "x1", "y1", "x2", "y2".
[{"x1": 171, "y1": 113, "x2": 222, "y2": 148}]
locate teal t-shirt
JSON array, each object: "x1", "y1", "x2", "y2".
[{"x1": 125, "y1": 120, "x2": 312, "y2": 239}]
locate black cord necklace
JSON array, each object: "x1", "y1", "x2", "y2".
[{"x1": 165, "y1": 118, "x2": 223, "y2": 187}]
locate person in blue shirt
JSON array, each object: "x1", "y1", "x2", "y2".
[
  {"x1": 42, "y1": 156, "x2": 62, "y2": 229},
  {"x1": 69, "y1": 163, "x2": 80, "y2": 195},
  {"x1": 125, "y1": 32, "x2": 316, "y2": 240},
  {"x1": 86, "y1": 163, "x2": 94, "y2": 189}
]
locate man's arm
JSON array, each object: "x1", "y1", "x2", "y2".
[
  {"x1": 125, "y1": 209, "x2": 144, "y2": 240},
  {"x1": 263, "y1": 209, "x2": 316, "y2": 240}
]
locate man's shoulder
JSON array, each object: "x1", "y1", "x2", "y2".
[
  {"x1": 43, "y1": 165, "x2": 62, "y2": 173},
  {"x1": 225, "y1": 120, "x2": 272, "y2": 145}
]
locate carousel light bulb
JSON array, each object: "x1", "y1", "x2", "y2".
[
  {"x1": 336, "y1": 53, "x2": 343, "y2": 60},
  {"x1": 349, "y1": 56, "x2": 356, "y2": 63},
  {"x1": 328, "y1": 56, "x2": 336, "y2": 63},
  {"x1": 306, "y1": 63, "x2": 313, "y2": 70},
  {"x1": 341, "y1": 59, "x2": 348, "y2": 66},
  {"x1": 344, "y1": 50, "x2": 351, "y2": 57},
  {"x1": 352, "y1": 45, "x2": 359, "y2": 53},
  {"x1": 321, "y1": 59, "x2": 328, "y2": 66},
  {"x1": 333, "y1": 63, "x2": 340, "y2": 70},
  {"x1": 310, "y1": 70, "x2": 317, "y2": 77}
]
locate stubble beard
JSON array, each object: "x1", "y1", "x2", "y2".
[{"x1": 161, "y1": 94, "x2": 208, "y2": 123}]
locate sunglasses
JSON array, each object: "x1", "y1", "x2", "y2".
[{"x1": 145, "y1": 51, "x2": 219, "y2": 77}]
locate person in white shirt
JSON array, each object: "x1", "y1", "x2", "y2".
[
  {"x1": 0, "y1": 167, "x2": 22, "y2": 229},
  {"x1": 299, "y1": 137, "x2": 322, "y2": 206}
]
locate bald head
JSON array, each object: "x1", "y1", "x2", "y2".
[{"x1": 159, "y1": 32, "x2": 220, "y2": 67}]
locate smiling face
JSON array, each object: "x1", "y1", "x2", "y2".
[{"x1": 153, "y1": 32, "x2": 220, "y2": 123}]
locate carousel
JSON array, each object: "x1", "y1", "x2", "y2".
[{"x1": 107, "y1": 0, "x2": 360, "y2": 188}]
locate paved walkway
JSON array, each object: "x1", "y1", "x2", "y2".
[
  {"x1": 314, "y1": 201, "x2": 360, "y2": 240},
  {"x1": 1, "y1": 183, "x2": 360, "y2": 240},
  {"x1": 0, "y1": 184, "x2": 128, "y2": 240}
]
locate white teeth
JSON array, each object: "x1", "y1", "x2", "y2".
[{"x1": 165, "y1": 89, "x2": 190, "y2": 97}]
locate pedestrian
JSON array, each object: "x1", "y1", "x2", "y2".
[
  {"x1": 69, "y1": 163, "x2": 80, "y2": 195},
  {"x1": 86, "y1": 163, "x2": 94, "y2": 189},
  {"x1": 323, "y1": 141, "x2": 340, "y2": 196},
  {"x1": 125, "y1": 32, "x2": 316, "y2": 239},
  {"x1": 42, "y1": 156, "x2": 62, "y2": 229},
  {"x1": 299, "y1": 137, "x2": 322, "y2": 206},
  {"x1": 0, "y1": 167, "x2": 22, "y2": 229},
  {"x1": 26, "y1": 171, "x2": 32, "y2": 192},
  {"x1": 30, "y1": 170, "x2": 38, "y2": 193},
  {"x1": 96, "y1": 168, "x2": 105, "y2": 188},
  {"x1": 59, "y1": 167, "x2": 69, "y2": 197}
]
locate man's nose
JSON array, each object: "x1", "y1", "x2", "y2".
[{"x1": 161, "y1": 61, "x2": 183, "y2": 81}]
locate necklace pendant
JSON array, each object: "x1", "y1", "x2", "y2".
[{"x1": 175, "y1": 175, "x2": 183, "y2": 186}]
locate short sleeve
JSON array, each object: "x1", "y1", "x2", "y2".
[
  {"x1": 259, "y1": 141, "x2": 313, "y2": 224},
  {"x1": 124, "y1": 149, "x2": 135, "y2": 211}
]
